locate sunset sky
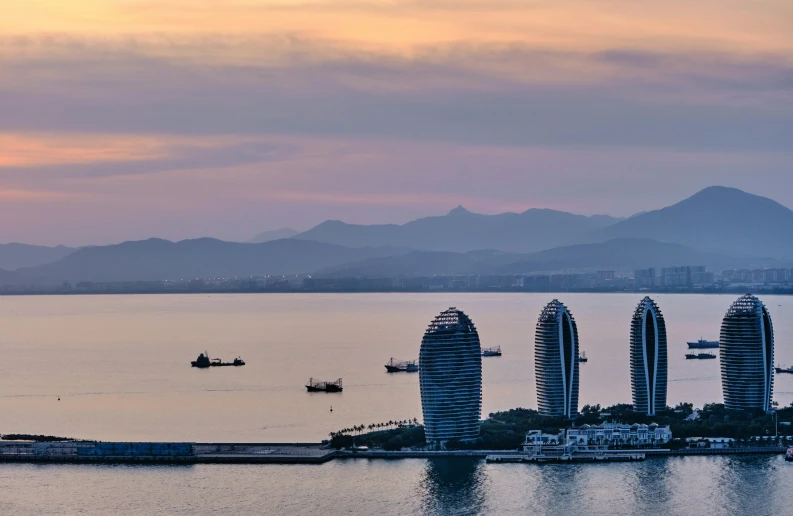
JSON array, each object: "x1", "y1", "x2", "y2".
[{"x1": 2, "y1": 0, "x2": 792, "y2": 245}]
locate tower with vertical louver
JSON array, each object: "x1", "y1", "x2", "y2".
[
  {"x1": 535, "y1": 300, "x2": 579, "y2": 418},
  {"x1": 419, "y1": 307, "x2": 482, "y2": 442},
  {"x1": 630, "y1": 297, "x2": 667, "y2": 416},
  {"x1": 720, "y1": 294, "x2": 774, "y2": 411}
]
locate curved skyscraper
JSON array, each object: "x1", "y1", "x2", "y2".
[
  {"x1": 535, "y1": 300, "x2": 579, "y2": 418},
  {"x1": 720, "y1": 294, "x2": 774, "y2": 411},
  {"x1": 630, "y1": 297, "x2": 668, "y2": 416},
  {"x1": 419, "y1": 307, "x2": 482, "y2": 443}
]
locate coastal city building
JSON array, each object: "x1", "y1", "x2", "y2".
[
  {"x1": 523, "y1": 423, "x2": 673, "y2": 449},
  {"x1": 535, "y1": 300, "x2": 580, "y2": 418},
  {"x1": 720, "y1": 294, "x2": 774, "y2": 411},
  {"x1": 418, "y1": 307, "x2": 483, "y2": 443},
  {"x1": 565, "y1": 422, "x2": 673, "y2": 446},
  {"x1": 630, "y1": 297, "x2": 668, "y2": 416}
]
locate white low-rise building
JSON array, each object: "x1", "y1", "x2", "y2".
[
  {"x1": 524, "y1": 430, "x2": 564, "y2": 446},
  {"x1": 566, "y1": 422, "x2": 672, "y2": 446}
]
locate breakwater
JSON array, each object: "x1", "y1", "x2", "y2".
[{"x1": 0, "y1": 441, "x2": 786, "y2": 465}]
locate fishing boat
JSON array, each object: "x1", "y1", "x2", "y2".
[
  {"x1": 577, "y1": 352, "x2": 588, "y2": 363},
  {"x1": 685, "y1": 352, "x2": 717, "y2": 360},
  {"x1": 482, "y1": 346, "x2": 502, "y2": 357},
  {"x1": 687, "y1": 339, "x2": 719, "y2": 349},
  {"x1": 775, "y1": 364, "x2": 793, "y2": 374},
  {"x1": 306, "y1": 378, "x2": 343, "y2": 392},
  {"x1": 385, "y1": 358, "x2": 419, "y2": 372}
]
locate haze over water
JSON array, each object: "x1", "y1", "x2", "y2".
[{"x1": 1, "y1": 293, "x2": 791, "y2": 443}]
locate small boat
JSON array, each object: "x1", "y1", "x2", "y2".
[
  {"x1": 687, "y1": 339, "x2": 719, "y2": 349},
  {"x1": 385, "y1": 358, "x2": 419, "y2": 373},
  {"x1": 786, "y1": 447, "x2": 793, "y2": 462},
  {"x1": 685, "y1": 352, "x2": 717, "y2": 360},
  {"x1": 577, "y1": 352, "x2": 588, "y2": 363},
  {"x1": 306, "y1": 378, "x2": 343, "y2": 392},
  {"x1": 482, "y1": 346, "x2": 502, "y2": 357},
  {"x1": 775, "y1": 364, "x2": 793, "y2": 374}
]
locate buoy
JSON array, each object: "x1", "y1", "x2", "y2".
[
  {"x1": 330, "y1": 406, "x2": 333, "y2": 412},
  {"x1": 57, "y1": 396, "x2": 60, "y2": 401}
]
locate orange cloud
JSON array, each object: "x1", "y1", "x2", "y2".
[{"x1": 2, "y1": 1, "x2": 790, "y2": 55}]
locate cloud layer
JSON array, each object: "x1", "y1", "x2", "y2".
[{"x1": 0, "y1": 1, "x2": 791, "y2": 245}]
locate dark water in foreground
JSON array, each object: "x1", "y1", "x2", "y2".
[{"x1": 1, "y1": 456, "x2": 791, "y2": 515}]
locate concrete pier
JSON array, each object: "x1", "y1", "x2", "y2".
[{"x1": 0, "y1": 441, "x2": 785, "y2": 465}]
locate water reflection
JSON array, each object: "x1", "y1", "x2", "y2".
[
  {"x1": 419, "y1": 459, "x2": 486, "y2": 515},
  {"x1": 717, "y1": 456, "x2": 778, "y2": 515}
]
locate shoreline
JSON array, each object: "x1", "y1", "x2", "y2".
[
  {"x1": 1, "y1": 288, "x2": 792, "y2": 297},
  {"x1": 0, "y1": 443, "x2": 786, "y2": 466}
]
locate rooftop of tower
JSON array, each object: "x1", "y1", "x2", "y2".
[{"x1": 425, "y1": 307, "x2": 476, "y2": 334}]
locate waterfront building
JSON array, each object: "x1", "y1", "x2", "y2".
[
  {"x1": 524, "y1": 423, "x2": 672, "y2": 449},
  {"x1": 634, "y1": 268, "x2": 657, "y2": 288},
  {"x1": 535, "y1": 300, "x2": 579, "y2": 418},
  {"x1": 419, "y1": 307, "x2": 482, "y2": 443},
  {"x1": 565, "y1": 422, "x2": 672, "y2": 447},
  {"x1": 720, "y1": 294, "x2": 774, "y2": 411},
  {"x1": 630, "y1": 297, "x2": 668, "y2": 416}
]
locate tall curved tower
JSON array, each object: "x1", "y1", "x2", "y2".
[
  {"x1": 720, "y1": 294, "x2": 774, "y2": 411},
  {"x1": 419, "y1": 307, "x2": 482, "y2": 443},
  {"x1": 535, "y1": 300, "x2": 579, "y2": 418},
  {"x1": 630, "y1": 297, "x2": 668, "y2": 416}
]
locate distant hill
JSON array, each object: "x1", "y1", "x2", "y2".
[
  {"x1": 296, "y1": 206, "x2": 622, "y2": 253},
  {"x1": 497, "y1": 238, "x2": 741, "y2": 274},
  {"x1": 3, "y1": 238, "x2": 406, "y2": 285},
  {"x1": 315, "y1": 238, "x2": 773, "y2": 278},
  {"x1": 598, "y1": 187, "x2": 793, "y2": 258},
  {"x1": 248, "y1": 228, "x2": 299, "y2": 243},
  {"x1": 315, "y1": 250, "x2": 523, "y2": 277},
  {"x1": 0, "y1": 243, "x2": 75, "y2": 270}
]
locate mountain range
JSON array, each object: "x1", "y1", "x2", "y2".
[
  {"x1": 0, "y1": 186, "x2": 791, "y2": 285},
  {"x1": 315, "y1": 238, "x2": 769, "y2": 278},
  {"x1": 5, "y1": 239, "x2": 407, "y2": 285},
  {"x1": 294, "y1": 206, "x2": 620, "y2": 253},
  {"x1": 0, "y1": 243, "x2": 75, "y2": 271}
]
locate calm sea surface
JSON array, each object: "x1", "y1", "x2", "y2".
[
  {"x1": 1, "y1": 293, "x2": 792, "y2": 515},
  {"x1": 2, "y1": 456, "x2": 793, "y2": 516},
  {"x1": 0, "y1": 293, "x2": 791, "y2": 443}
]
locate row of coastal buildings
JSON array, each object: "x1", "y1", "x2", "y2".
[{"x1": 418, "y1": 294, "x2": 776, "y2": 444}]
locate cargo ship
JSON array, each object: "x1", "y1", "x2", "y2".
[
  {"x1": 687, "y1": 339, "x2": 719, "y2": 349},
  {"x1": 385, "y1": 358, "x2": 419, "y2": 372},
  {"x1": 306, "y1": 378, "x2": 343, "y2": 392},
  {"x1": 190, "y1": 353, "x2": 245, "y2": 368},
  {"x1": 775, "y1": 364, "x2": 793, "y2": 374},
  {"x1": 685, "y1": 352, "x2": 716, "y2": 360},
  {"x1": 482, "y1": 346, "x2": 502, "y2": 357}
]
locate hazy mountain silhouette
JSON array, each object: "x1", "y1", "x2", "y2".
[
  {"x1": 4, "y1": 238, "x2": 406, "y2": 285},
  {"x1": 598, "y1": 186, "x2": 793, "y2": 258},
  {"x1": 296, "y1": 206, "x2": 622, "y2": 253},
  {"x1": 248, "y1": 228, "x2": 299, "y2": 243},
  {"x1": 315, "y1": 238, "x2": 772, "y2": 277},
  {"x1": 0, "y1": 243, "x2": 75, "y2": 270}
]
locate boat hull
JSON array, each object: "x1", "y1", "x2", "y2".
[
  {"x1": 687, "y1": 341, "x2": 719, "y2": 349},
  {"x1": 305, "y1": 386, "x2": 342, "y2": 393}
]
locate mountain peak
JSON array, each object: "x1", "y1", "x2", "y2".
[{"x1": 448, "y1": 205, "x2": 472, "y2": 216}]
